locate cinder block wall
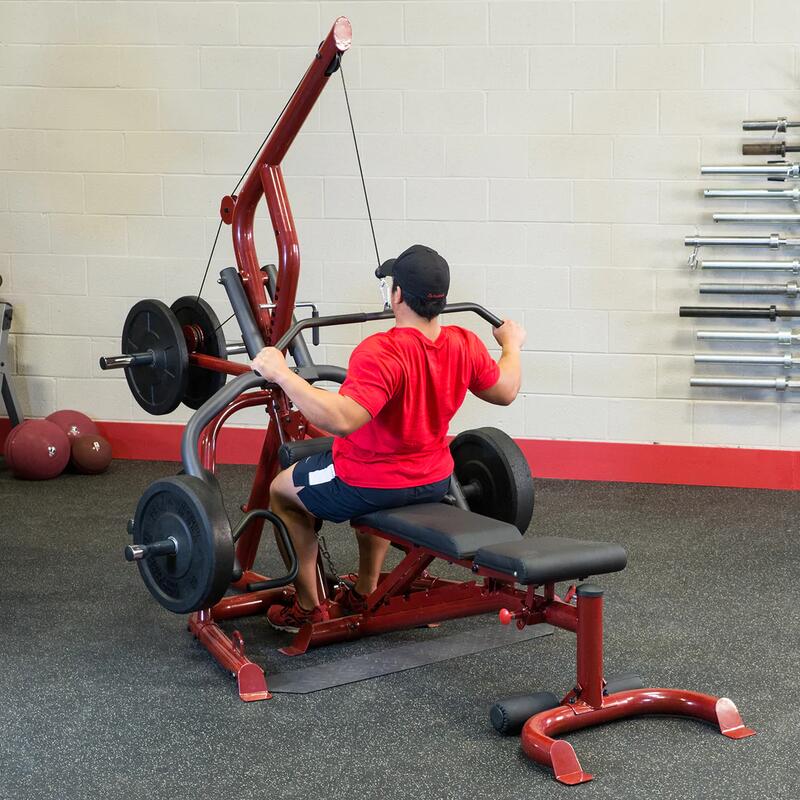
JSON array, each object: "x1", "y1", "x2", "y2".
[{"x1": 1, "y1": 1, "x2": 799, "y2": 447}]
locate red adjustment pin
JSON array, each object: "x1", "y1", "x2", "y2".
[{"x1": 498, "y1": 608, "x2": 514, "y2": 625}]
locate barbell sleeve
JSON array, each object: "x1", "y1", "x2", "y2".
[
  {"x1": 701, "y1": 163, "x2": 800, "y2": 178},
  {"x1": 699, "y1": 259, "x2": 800, "y2": 271},
  {"x1": 690, "y1": 376, "x2": 800, "y2": 390},
  {"x1": 685, "y1": 234, "x2": 800, "y2": 248},
  {"x1": 694, "y1": 353, "x2": 795, "y2": 367},
  {"x1": 99, "y1": 351, "x2": 156, "y2": 370},
  {"x1": 742, "y1": 142, "x2": 800, "y2": 157},
  {"x1": 680, "y1": 306, "x2": 780, "y2": 319},
  {"x1": 743, "y1": 118, "x2": 799, "y2": 132},
  {"x1": 704, "y1": 187, "x2": 800, "y2": 202},
  {"x1": 713, "y1": 213, "x2": 800, "y2": 224},
  {"x1": 699, "y1": 282, "x2": 799, "y2": 296},
  {"x1": 697, "y1": 329, "x2": 800, "y2": 345},
  {"x1": 124, "y1": 537, "x2": 178, "y2": 562}
]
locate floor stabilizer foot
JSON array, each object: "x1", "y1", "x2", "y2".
[
  {"x1": 237, "y1": 662, "x2": 271, "y2": 702},
  {"x1": 716, "y1": 697, "x2": 756, "y2": 739},
  {"x1": 550, "y1": 740, "x2": 593, "y2": 785}
]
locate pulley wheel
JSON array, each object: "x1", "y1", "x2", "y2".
[
  {"x1": 122, "y1": 299, "x2": 188, "y2": 416},
  {"x1": 170, "y1": 295, "x2": 228, "y2": 409},
  {"x1": 450, "y1": 427, "x2": 534, "y2": 533},
  {"x1": 132, "y1": 474, "x2": 234, "y2": 614}
]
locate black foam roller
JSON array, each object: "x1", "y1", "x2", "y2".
[{"x1": 490, "y1": 691, "x2": 560, "y2": 736}]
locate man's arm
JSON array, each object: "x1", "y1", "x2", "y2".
[
  {"x1": 473, "y1": 319, "x2": 526, "y2": 407},
  {"x1": 251, "y1": 349, "x2": 371, "y2": 436}
]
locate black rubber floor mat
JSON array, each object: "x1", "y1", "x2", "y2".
[{"x1": 268, "y1": 623, "x2": 553, "y2": 693}]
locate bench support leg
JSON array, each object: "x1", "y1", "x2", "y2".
[{"x1": 519, "y1": 584, "x2": 755, "y2": 785}]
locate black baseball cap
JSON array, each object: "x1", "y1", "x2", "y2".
[{"x1": 376, "y1": 244, "x2": 450, "y2": 300}]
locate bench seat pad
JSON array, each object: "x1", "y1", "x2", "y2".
[
  {"x1": 473, "y1": 537, "x2": 627, "y2": 585},
  {"x1": 353, "y1": 503, "x2": 521, "y2": 560}
]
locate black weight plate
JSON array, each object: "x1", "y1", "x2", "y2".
[
  {"x1": 133, "y1": 474, "x2": 234, "y2": 614},
  {"x1": 450, "y1": 427, "x2": 534, "y2": 534},
  {"x1": 122, "y1": 299, "x2": 188, "y2": 415},
  {"x1": 170, "y1": 295, "x2": 228, "y2": 410}
]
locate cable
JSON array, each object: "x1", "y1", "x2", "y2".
[{"x1": 340, "y1": 63, "x2": 381, "y2": 271}]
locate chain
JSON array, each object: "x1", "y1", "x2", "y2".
[{"x1": 316, "y1": 532, "x2": 341, "y2": 587}]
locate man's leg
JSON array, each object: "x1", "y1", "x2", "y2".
[
  {"x1": 269, "y1": 465, "x2": 321, "y2": 610},
  {"x1": 353, "y1": 530, "x2": 391, "y2": 596}
]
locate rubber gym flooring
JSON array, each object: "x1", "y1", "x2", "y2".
[{"x1": 0, "y1": 459, "x2": 795, "y2": 800}]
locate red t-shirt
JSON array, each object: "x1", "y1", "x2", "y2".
[{"x1": 332, "y1": 325, "x2": 500, "y2": 488}]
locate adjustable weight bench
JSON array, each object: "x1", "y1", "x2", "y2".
[{"x1": 277, "y1": 440, "x2": 754, "y2": 786}]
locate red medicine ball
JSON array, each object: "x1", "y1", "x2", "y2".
[
  {"x1": 4, "y1": 420, "x2": 71, "y2": 480},
  {"x1": 46, "y1": 409, "x2": 99, "y2": 440},
  {"x1": 70, "y1": 434, "x2": 113, "y2": 475}
]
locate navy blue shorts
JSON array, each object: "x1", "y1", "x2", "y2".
[{"x1": 292, "y1": 450, "x2": 450, "y2": 524}]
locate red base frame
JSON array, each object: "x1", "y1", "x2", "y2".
[{"x1": 504, "y1": 587, "x2": 755, "y2": 785}]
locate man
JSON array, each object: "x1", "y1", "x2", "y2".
[{"x1": 252, "y1": 244, "x2": 526, "y2": 632}]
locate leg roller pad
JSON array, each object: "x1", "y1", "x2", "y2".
[{"x1": 490, "y1": 691, "x2": 560, "y2": 736}]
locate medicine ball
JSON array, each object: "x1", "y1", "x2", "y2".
[
  {"x1": 70, "y1": 434, "x2": 113, "y2": 475},
  {"x1": 4, "y1": 420, "x2": 70, "y2": 480},
  {"x1": 46, "y1": 409, "x2": 99, "y2": 440}
]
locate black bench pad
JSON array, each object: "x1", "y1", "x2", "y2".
[
  {"x1": 278, "y1": 438, "x2": 335, "y2": 469},
  {"x1": 353, "y1": 503, "x2": 521, "y2": 560},
  {"x1": 473, "y1": 537, "x2": 627, "y2": 585}
]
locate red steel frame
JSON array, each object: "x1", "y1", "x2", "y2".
[
  {"x1": 498, "y1": 587, "x2": 754, "y2": 784},
  {"x1": 172, "y1": 19, "x2": 754, "y2": 786},
  {"x1": 182, "y1": 17, "x2": 354, "y2": 702}
]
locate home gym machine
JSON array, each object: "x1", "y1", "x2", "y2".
[{"x1": 99, "y1": 18, "x2": 754, "y2": 785}]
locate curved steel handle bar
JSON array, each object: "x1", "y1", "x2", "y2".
[
  {"x1": 230, "y1": 509, "x2": 299, "y2": 591},
  {"x1": 182, "y1": 302, "x2": 504, "y2": 477}
]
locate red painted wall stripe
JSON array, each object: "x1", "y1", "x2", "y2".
[{"x1": 3, "y1": 416, "x2": 799, "y2": 490}]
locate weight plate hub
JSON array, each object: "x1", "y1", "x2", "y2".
[
  {"x1": 170, "y1": 295, "x2": 228, "y2": 409},
  {"x1": 133, "y1": 475, "x2": 234, "y2": 614},
  {"x1": 122, "y1": 299, "x2": 188, "y2": 416},
  {"x1": 450, "y1": 427, "x2": 534, "y2": 534}
]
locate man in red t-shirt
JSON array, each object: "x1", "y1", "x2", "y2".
[{"x1": 252, "y1": 244, "x2": 526, "y2": 632}]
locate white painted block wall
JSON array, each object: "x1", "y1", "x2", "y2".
[{"x1": 1, "y1": 0, "x2": 799, "y2": 445}]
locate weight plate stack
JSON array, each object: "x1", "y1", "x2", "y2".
[
  {"x1": 450, "y1": 427, "x2": 535, "y2": 533},
  {"x1": 170, "y1": 296, "x2": 228, "y2": 409},
  {"x1": 122, "y1": 299, "x2": 188, "y2": 416}
]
